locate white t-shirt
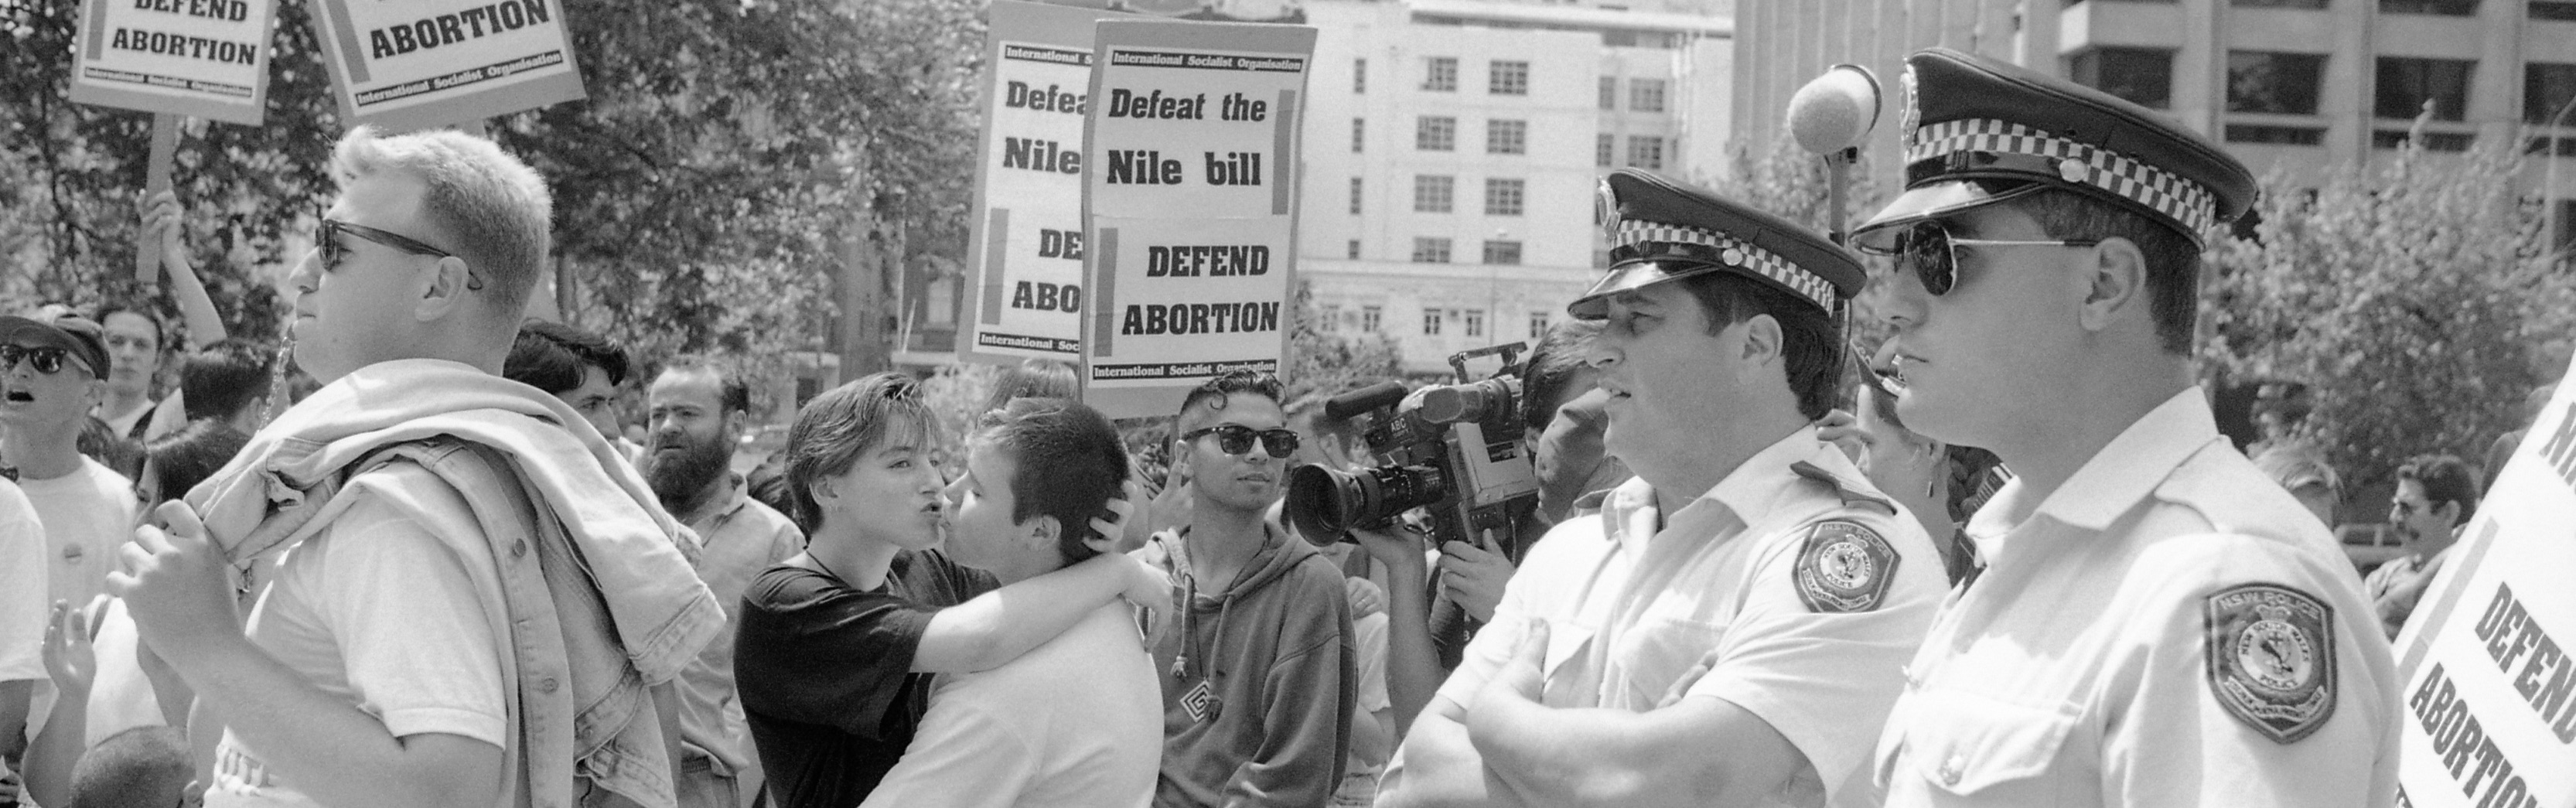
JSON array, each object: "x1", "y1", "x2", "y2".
[
  {"x1": 0, "y1": 479, "x2": 47, "y2": 685},
  {"x1": 859, "y1": 602, "x2": 1162, "y2": 808},
  {"x1": 85, "y1": 597, "x2": 168, "y2": 747},
  {"x1": 207, "y1": 465, "x2": 509, "y2": 808},
  {"x1": 19, "y1": 456, "x2": 138, "y2": 615}
]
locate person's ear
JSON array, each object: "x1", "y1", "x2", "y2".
[
  {"x1": 2436, "y1": 499, "x2": 2461, "y2": 526},
  {"x1": 807, "y1": 479, "x2": 838, "y2": 504},
  {"x1": 1736, "y1": 312, "x2": 1783, "y2": 369},
  {"x1": 2076, "y1": 237, "x2": 2148, "y2": 333},
  {"x1": 415, "y1": 256, "x2": 474, "y2": 321},
  {"x1": 1028, "y1": 513, "x2": 1063, "y2": 551}
]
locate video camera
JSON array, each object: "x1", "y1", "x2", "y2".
[{"x1": 1285, "y1": 345, "x2": 1541, "y2": 558}]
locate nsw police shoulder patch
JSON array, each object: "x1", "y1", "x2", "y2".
[
  {"x1": 2204, "y1": 582, "x2": 2337, "y2": 744},
  {"x1": 1793, "y1": 521, "x2": 1897, "y2": 613}
]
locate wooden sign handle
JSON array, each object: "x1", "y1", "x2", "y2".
[{"x1": 135, "y1": 112, "x2": 179, "y2": 284}]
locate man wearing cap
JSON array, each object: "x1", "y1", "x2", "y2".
[
  {"x1": 1853, "y1": 49, "x2": 2397, "y2": 807},
  {"x1": 0, "y1": 311, "x2": 142, "y2": 620},
  {"x1": 1374, "y1": 169, "x2": 1946, "y2": 808}
]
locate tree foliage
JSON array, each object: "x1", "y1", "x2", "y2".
[
  {"x1": 1282, "y1": 279, "x2": 1402, "y2": 402},
  {"x1": 2200, "y1": 121, "x2": 2576, "y2": 490}
]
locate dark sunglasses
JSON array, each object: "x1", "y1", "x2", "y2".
[
  {"x1": 1871, "y1": 221, "x2": 2099, "y2": 296},
  {"x1": 0, "y1": 345, "x2": 73, "y2": 375},
  {"x1": 319, "y1": 218, "x2": 483, "y2": 291},
  {"x1": 1181, "y1": 424, "x2": 1300, "y2": 459},
  {"x1": 2393, "y1": 499, "x2": 2422, "y2": 517}
]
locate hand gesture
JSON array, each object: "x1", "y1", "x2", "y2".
[
  {"x1": 138, "y1": 190, "x2": 186, "y2": 263},
  {"x1": 1089, "y1": 479, "x2": 1146, "y2": 554},
  {"x1": 107, "y1": 502, "x2": 242, "y2": 663},
  {"x1": 40, "y1": 600, "x2": 95, "y2": 695},
  {"x1": 1344, "y1": 576, "x2": 1385, "y2": 619},
  {"x1": 1105, "y1": 554, "x2": 1175, "y2": 649},
  {"x1": 1346, "y1": 523, "x2": 1428, "y2": 579},
  {"x1": 1437, "y1": 540, "x2": 1515, "y2": 622}
]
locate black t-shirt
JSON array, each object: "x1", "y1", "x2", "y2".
[{"x1": 735, "y1": 550, "x2": 997, "y2": 808}]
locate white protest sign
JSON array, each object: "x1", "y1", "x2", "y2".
[
  {"x1": 305, "y1": 0, "x2": 585, "y2": 131},
  {"x1": 2390, "y1": 354, "x2": 2576, "y2": 808},
  {"x1": 1080, "y1": 19, "x2": 1314, "y2": 418},
  {"x1": 960, "y1": 1, "x2": 1132, "y2": 363},
  {"x1": 69, "y1": 0, "x2": 280, "y2": 125}
]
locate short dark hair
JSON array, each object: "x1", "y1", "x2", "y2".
[
  {"x1": 66, "y1": 726, "x2": 189, "y2": 808},
  {"x1": 1176, "y1": 370, "x2": 1286, "y2": 429},
  {"x1": 972, "y1": 397, "x2": 1131, "y2": 565},
  {"x1": 505, "y1": 320, "x2": 632, "y2": 395},
  {"x1": 657, "y1": 353, "x2": 752, "y2": 414},
  {"x1": 981, "y1": 359, "x2": 1080, "y2": 415},
  {"x1": 92, "y1": 301, "x2": 168, "y2": 353},
  {"x1": 179, "y1": 340, "x2": 275, "y2": 422},
  {"x1": 780, "y1": 373, "x2": 937, "y2": 534},
  {"x1": 2002, "y1": 187, "x2": 2201, "y2": 356},
  {"x1": 1674, "y1": 271, "x2": 1842, "y2": 421},
  {"x1": 1521, "y1": 319, "x2": 1604, "y2": 428},
  {"x1": 2396, "y1": 454, "x2": 2482, "y2": 524},
  {"x1": 142, "y1": 420, "x2": 251, "y2": 503}
]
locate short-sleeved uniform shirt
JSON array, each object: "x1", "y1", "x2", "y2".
[
  {"x1": 1873, "y1": 390, "x2": 2400, "y2": 808},
  {"x1": 735, "y1": 550, "x2": 996, "y2": 808},
  {"x1": 1429, "y1": 427, "x2": 1947, "y2": 807}
]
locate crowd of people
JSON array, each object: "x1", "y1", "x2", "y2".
[{"x1": 0, "y1": 45, "x2": 2544, "y2": 808}]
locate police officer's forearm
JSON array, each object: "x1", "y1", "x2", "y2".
[
  {"x1": 1465, "y1": 694, "x2": 1800, "y2": 808},
  {"x1": 1375, "y1": 699, "x2": 1532, "y2": 808}
]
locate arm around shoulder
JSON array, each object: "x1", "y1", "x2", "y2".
[{"x1": 915, "y1": 551, "x2": 1164, "y2": 673}]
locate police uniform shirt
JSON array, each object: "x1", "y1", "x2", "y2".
[
  {"x1": 1874, "y1": 389, "x2": 2400, "y2": 807},
  {"x1": 1437, "y1": 426, "x2": 1947, "y2": 807}
]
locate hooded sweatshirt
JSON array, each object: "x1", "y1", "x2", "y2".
[{"x1": 1138, "y1": 527, "x2": 1356, "y2": 808}]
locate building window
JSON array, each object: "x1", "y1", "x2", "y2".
[
  {"x1": 2377, "y1": 57, "x2": 2475, "y2": 121},
  {"x1": 1418, "y1": 116, "x2": 1457, "y2": 151},
  {"x1": 2525, "y1": 63, "x2": 2576, "y2": 125},
  {"x1": 2531, "y1": 135, "x2": 2576, "y2": 156},
  {"x1": 1361, "y1": 306, "x2": 1383, "y2": 332},
  {"x1": 1414, "y1": 175, "x2": 1455, "y2": 213},
  {"x1": 2536, "y1": 1, "x2": 2576, "y2": 20},
  {"x1": 2372, "y1": 129, "x2": 2475, "y2": 151},
  {"x1": 1483, "y1": 240, "x2": 1523, "y2": 264},
  {"x1": 1350, "y1": 177, "x2": 1363, "y2": 215},
  {"x1": 2069, "y1": 47, "x2": 2175, "y2": 109},
  {"x1": 1629, "y1": 78, "x2": 1667, "y2": 112},
  {"x1": 1627, "y1": 136, "x2": 1666, "y2": 169},
  {"x1": 1354, "y1": 58, "x2": 1366, "y2": 94},
  {"x1": 1596, "y1": 134, "x2": 1615, "y2": 167},
  {"x1": 1423, "y1": 308, "x2": 1444, "y2": 335},
  {"x1": 2226, "y1": 51, "x2": 2326, "y2": 114},
  {"x1": 1353, "y1": 118, "x2": 1365, "y2": 152},
  {"x1": 1598, "y1": 77, "x2": 1617, "y2": 110},
  {"x1": 1319, "y1": 305, "x2": 1341, "y2": 332},
  {"x1": 1424, "y1": 56, "x2": 1459, "y2": 91},
  {"x1": 1487, "y1": 119, "x2": 1527, "y2": 155},
  {"x1": 1484, "y1": 179, "x2": 1525, "y2": 216},
  {"x1": 2233, "y1": 0, "x2": 2326, "y2": 7},
  {"x1": 2380, "y1": 0, "x2": 2475, "y2": 13},
  {"x1": 1528, "y1": 312, "x2": 1550, "y2": 339},
  {"x1": 1463, "y1": 309, "x2": 1486, "y2": 338},
  {"x1": 2554, "y1": 200, "x2": 2576, "y2": 254},
  {"x1": 1348, "y1": 239, "x2": 1362, "y2": 259},
  {"x1": 1413, "y1": 238, "x2": 1453, "y2": 264},
  {"x1": 1489, "y1": 60, "x2": 1530, "y2": 95},
  {"x1": 2225, "y1": 124, "x2": 2327, "y2": 145}
]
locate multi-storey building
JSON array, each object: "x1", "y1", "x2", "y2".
[
  {"x1": 1729, "y1": 0, "x2": 2576, "y2": 251},
  {"x1": 1298, "y1": 0, "x2": 1734, "y2": 375}
]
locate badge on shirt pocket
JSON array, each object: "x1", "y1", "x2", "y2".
[
  {"x1": 2204, "y1": 582, "x2": 2336, "y2": 744},
  {"x1": 1794, "y1": 520, "x2": 1898, "y2": 613}
]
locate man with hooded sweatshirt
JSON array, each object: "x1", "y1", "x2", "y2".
[{"x1": 1135, "y1": 370, "x2": 1356, "y2": 808}]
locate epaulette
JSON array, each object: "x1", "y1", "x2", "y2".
[{"x1": 1790, "y1": 460, "x2": 1898, "y2": 516}]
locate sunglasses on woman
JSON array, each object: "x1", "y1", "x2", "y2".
[
  {"x1": 1870, "y1": 220, "x2": 2099, "y2": 296},
  {"x1": 318, "y1": 218, "x2": 483, "y2": 291},
  {"x1": 1180, "y1": 424, "x2": 1301, "y2": 459},
  {"x1": 0, "y1": 345, "x2": 72, "y2": 375}
]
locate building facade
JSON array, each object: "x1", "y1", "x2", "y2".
[{"x1": 1730, "y1": 0, "x2": 2576, "y2": 250}]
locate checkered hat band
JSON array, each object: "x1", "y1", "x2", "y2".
[
  {"x1": 1906, "y1": 118, "x2": 2217, "y2": 234},
  {"x1": 1615, "y1": 220, "x2": 1837, "y2": 312}
]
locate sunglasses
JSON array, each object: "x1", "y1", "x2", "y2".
[
  {"x1": 1181, "y1": 424, "x2": 1301, "y2": 459},
  {"x1": 1871, "y1": 221, "x2": 2100, "y2": 296},
  {"x1": 0, "y1": 345, "x2": 74, "y2": 375},
  {"x1": 319, "y1": 218, "x2": 483, "y2": 291}
]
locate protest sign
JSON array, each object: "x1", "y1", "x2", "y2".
[
  {"x1": 960, "y1": 0, "x2": 1131, "y2": 365},
  {"x1": 304, "y1": 0, "x2": 585, "y2": 131},
  {"x1": 1080, "y1": 19, "x2": 1315, "y2": 418},
  {"x1": 2389, "y1": 354, "x2": 2576, "y2": 808},
  {"x1": 68, "y1": 0, "x2": 279, "y2": 125}
]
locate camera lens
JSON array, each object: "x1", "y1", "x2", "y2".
[{"x1": 1285, "y1": 463, "x2": 1447, "y2": 545}]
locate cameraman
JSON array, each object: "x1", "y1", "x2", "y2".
[{"x1": 1374, "y1": 170, "x2": 1947, "y2": 808}]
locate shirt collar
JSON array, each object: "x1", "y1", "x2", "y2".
[
  {"x1": 1970, "y1": 387, "x2": 2222, "y2": 541},
  {"x1": 686, "y1": 472, "x2": 751, "y2": 527},
  {"x1": 1601, "y1": 426, "x2": 1824, "y2": 554}
]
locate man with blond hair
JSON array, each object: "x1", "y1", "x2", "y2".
[{"x1": 113, "y1": 126, "x2": 721, "y2": 808}]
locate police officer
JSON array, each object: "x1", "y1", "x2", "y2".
[
  {"x1": 1374, "y1": 169, "x2": 1947, "y2": 808},
  {"x1": 1852, "y1": 49, "x2": 2398, "y2": 807}
]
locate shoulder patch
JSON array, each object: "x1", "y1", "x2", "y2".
[
  {"x1": 2204, "y1": 582, "x2": 2337, "y2": 744},
  {"x1": 1793, "y1": 520, "x2": 1899, "y2": 613}
]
